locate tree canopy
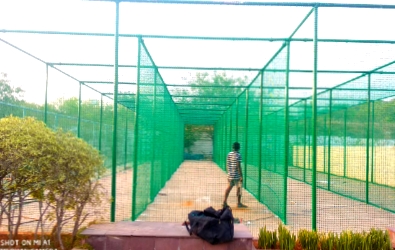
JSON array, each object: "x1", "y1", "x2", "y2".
[{"x1": 0, "y1": 72, "x2": 24, "y2": 103}]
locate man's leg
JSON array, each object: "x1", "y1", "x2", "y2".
[
  {"x1": 223, "y1": 182, "x2": 233, "y2": 207},
  {"x1": 237, "y1": 186, "x2": 241, "y2": 204},
  {"x1": 237, "y1": 182, "x2": 247, "y2": 208}
]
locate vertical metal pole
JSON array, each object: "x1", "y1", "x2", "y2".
[
  {"x1": 311, "y1": 5, "x2": 318, "y2": 231},
  {"x1": 343, "y1": 110, "x2": 347, "y2": 177},
  {"x1": 124, "y1": 116, "x2": 128, "y2": 170},
  {"x1": 111, "y1": 0, "x2": 120, "y2": 222},
  {"x1": 150, "y1": 69, "x2": 157, "y2": 201},
  {"x1": 225, "y1": 112, "x2": 228, "y2": 169},
  {"x1": 365, "y1": 74, "x2": 371, "y2": 203},
  {"x1": 99, "y1": 95, "x2": 103, "y2": 151},
  {"x1": 132, "y1": 36, "x2": 142, "y2": 221},
  {"x1": 78, "y1": 82, "x2": 82, "y2": 138},
  {"x1": 274, "y1": 114, "x2": 278, "y2": 172},
  {"x1": 44, "y1": 64, "x2": 49, "y2": 124},
  {"x1": 327, "y1": 90, "x2": 332, "y2": 191},
  {"x1": 296, "y1": 120, "x2": 299, "y2": 168},
  {"x1": 370, "y1": 101, "x2": 375, "y2": 183},
  {"x1": 323, "y1": 115, "x2": 327, "y2": 173},
  {"x1": 236, "y1": 98, "x2": 239, "y2": 142},
  {"x1": 230, "y1": 106, "x2": 233, "y2": 144},
  {"x1": 244, "y1": 89, "x2": 249, "y2": 189},
  {"x1": 303, "y1": 100, "x2": 307, "y2": 182},
  {"x1": 258, "y1": 71, "x2": 263, "y2": 202},
  {"x1": 283, "y1": 41, "x2": 290, "y2": 224}
]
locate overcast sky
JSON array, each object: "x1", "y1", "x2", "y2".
[{"x1": 1, "y1": 0, "x2": 395, "y2": 104}]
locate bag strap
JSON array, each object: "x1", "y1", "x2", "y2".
[{"x1": 184, "y1": 221, "x2": 192, "y2": 235}]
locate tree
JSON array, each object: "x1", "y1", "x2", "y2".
[
  {"x1": 43, "y1": 129, "x2": 105, "y2": 250},
  {"x1": 0, "y1": 116, "x2": 106, "y2": 250},
  {"x1": 0, "y1": 116, "x2": 59, "y2": 239},
  {"x1": 182, "y1": 71, "x2": 249, "y2": 152},
  {"x1": 0, "y1": 72, "x2": 24, "y2": 104}
]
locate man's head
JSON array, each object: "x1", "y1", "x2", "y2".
[{"x1": 233, "y1": 142, "x2": 240, "y2": 151}]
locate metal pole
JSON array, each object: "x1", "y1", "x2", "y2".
[
  {"x1": 274, "y1": 114, "x2": 278, "y2": 172},
  {"x1": 236, "y1": 98, "x2": 239, "y2": 142},
  {"x1": 111, "y1": 0, "x2": 120, "y2": 222},
  {"x1": 78, "y1": 82, "x2": 82, "y2": 138},
  {"x1": 296, "y1": 121, "x2": 299, "y2": 169},
  {"x1": 44, "y1": 64, "x2": 49, "y2": 124},
  {"x1": 365, "y1": 74, "x2": 371, "y2": 203},
  {"x1": 230, "y1": 106, "x2": 233, "y2": 144},
  {"x1": 283, "y1": 41, "x2": 290, "y2": 224},
  {"x1": 243, "y1": 89, "x2": 249, "y2": 189},
  {"x1": 303, "y1": 100, "x2": 307, "y2": 182},
  {"x1": 371, "y1": 101, "x2": 375, "y2": 183},
  {"x1": 323, "y1": 115, "x2": 327, "y2": 173},
  {"x1": 150, "y1": 69, "x2": 158, "y2": 201},
  {"x1": 132, "y1": 36, "x2": 142, "y2": 221},
  {"x1": 343, "y1": 110, "x2": 347, "y2": 177},
  {"x1": 124, "y1": 116, "x2": 128, "y2": 170},
  {"x1": 99, "y1": 95, "x2": 103, "y2": 151},
  {"x1": 311, "y1": 5, "x2": 318, "y2": 231},
  {"x1": 327, "y1": 90, "x2": 332, "y2": 190},
  {"x1": 258, "y1": 71, "x2": 263, "y2": 202}
]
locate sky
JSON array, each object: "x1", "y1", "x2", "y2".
[{"x1": 0, "y1": 0, "x2": 395, "y2": 104}]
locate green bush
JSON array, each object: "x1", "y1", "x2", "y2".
[
  {"x1": 258, "y1": 225, "x2": 278, "y2": 249},
  {"x1": 278, "y1": 224, "x2": 296, "y2": 250},
  {"x1": 0, "y1": 116, "x2": 106, "y2": 250},
  {"x1": 257, "y1": 225, "x2": 392, "y2": 250}
]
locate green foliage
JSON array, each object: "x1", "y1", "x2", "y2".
[
  {"x1": 257, "y1": 226, "x2": 392, "y2": 250},
  {"x1": 278, "y1": 224, "x2": 296, "y2": 250},
  {"x1": 0, "y1": 72, "x2": 24, "y2": 104},
  {"x1": 182, "y1": 72, "x2": 248, "y2": 150},
  {"x1": 184, "y1": 124, "x2": 213, "y2": 152},
  {"x1": 258, "y1": 225, "x2": 278, "y2": 249},
  {"x1": 298, "y1": 229, "x2": 319, "y2": 250},
  {"x1": 0, "y1": 116, "x2": 106, "y2": 249},
  {"x1": 319, "y1": 232, "x2": 339, "y2": 250},
  {"x1": 365, "y1": 228, "x2": 392, "y2": 250},
  {"x1": 0, "y1": 116, "x2": 59, "y2": 238},
  {"x1": 0, "y1": 116, "x2": 58, "y2": 192}
]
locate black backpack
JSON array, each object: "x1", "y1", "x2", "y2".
[{"x1": 184, "y1": 206, "x2": 234, "y2": 245}]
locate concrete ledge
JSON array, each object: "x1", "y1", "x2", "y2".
[{"x1": 82, "y1": 221, "x2": 253, "y2": 250}]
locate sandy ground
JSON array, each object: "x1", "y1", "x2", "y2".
[
  {"x1": 2, "y1": 160, "x2": 395, "y2": 238},
  {"x1": 135, "y1": 161, "x2": 395, "y2": 237}
]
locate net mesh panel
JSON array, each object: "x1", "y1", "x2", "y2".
[
  {"x1": 262, "y1": 45, "x2": 288, "y2": 221},
  {"x1": 133, "y1": 39, "x2": 184, "y2": 219},
  {"x1": 370, "y1": 66, "x2": 395, "y2": 213},
  {"x1": 1, "y1": 2, "x2": 395, "y2": 238}
]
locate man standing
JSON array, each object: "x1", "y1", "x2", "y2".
[{"x1": 223, "y1": 142, "x2": 247, "y2": 208}]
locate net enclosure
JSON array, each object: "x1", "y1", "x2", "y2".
[{"x1": 1, "y1": 0, "x2": 395, "y2": 236}]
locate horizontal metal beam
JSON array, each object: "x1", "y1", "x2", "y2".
[
  {"x1": 88, "y1": 1, "x2": 395, "y2": 9},
  {"x1": 49, "y1": 63, "x2": 395, "y2": 74},
  {"x1": 172, "y1": 95, "x2": 236, "y2": 98},
  {"x1": 178, "y1": 110, "x2": 224, "y2": 113},
  {"x1": 102, "y1": 92, "x2": 136, "y2": 95},
  {"x1": 84, "y1": 81, "x2": 136, "y2": 85},
  {"x1": 175, "y1": 102, "x2": 232, "y2": 106},
  {"x1": 3, "y1": 30, "x2": 395, "y2": 43},
  {"x1": 168, "y1": 84, "x2": 249, "y2": 89}
]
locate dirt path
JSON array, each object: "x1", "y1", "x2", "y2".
[{"x1": 136, "y1": 160, "x2": 395, "y2": 237}]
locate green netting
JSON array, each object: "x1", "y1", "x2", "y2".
[
  {"x1": 132, "y1": 38, "x2": 184, "y2": 220},
  {"x1": 1, "y1": 1, "x2": 395, "y2": 238}
]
